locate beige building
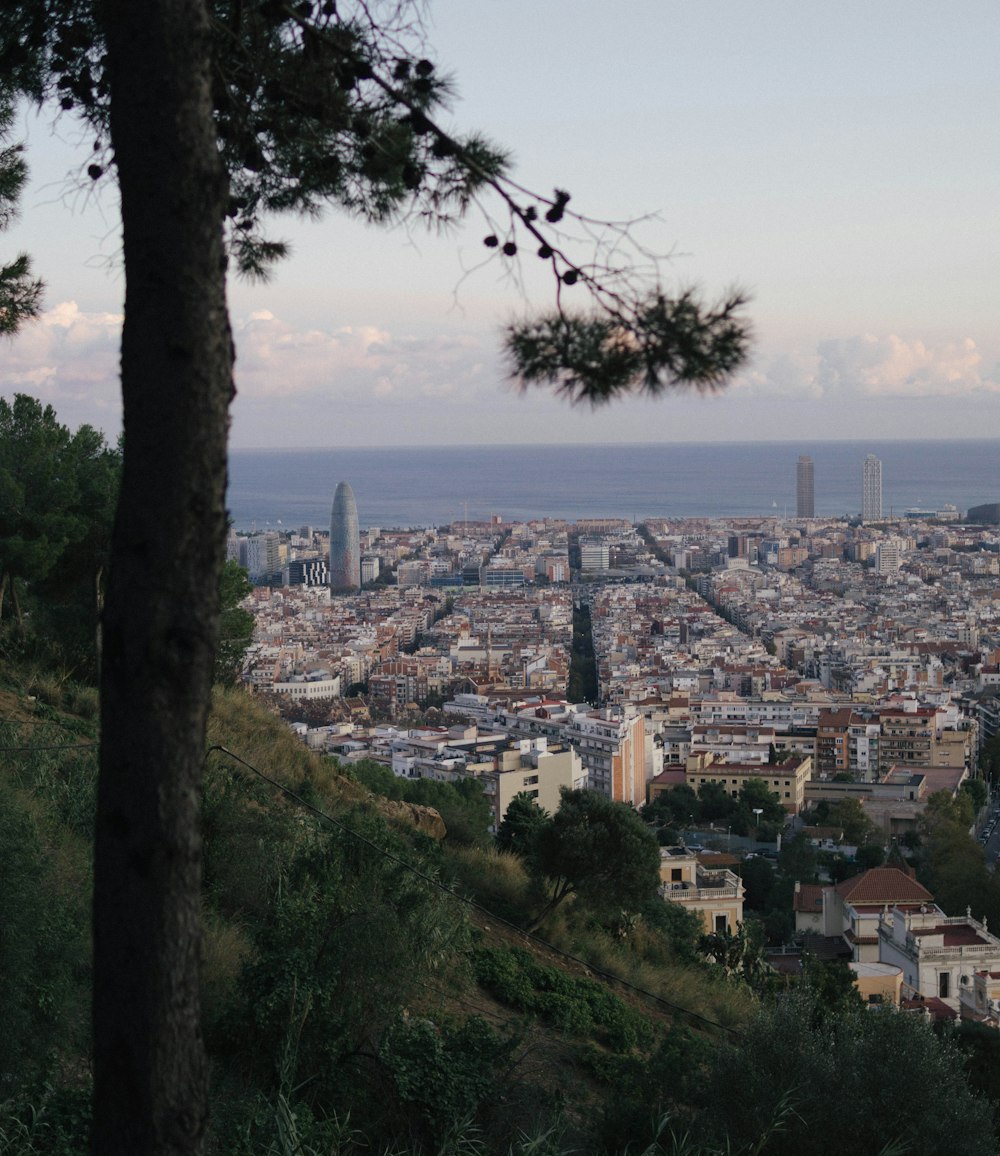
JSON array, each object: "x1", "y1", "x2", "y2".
[
  {"x1": 480, "y1": 739, "x2": 584, "y2": 832},
  {"x1": 685, "y1": 753, "x2": 813, "y2": 814},
  {"x1": 659, "y1": 845, "x2": 745, "y2": 935},
  {"x1": 850, "y1": 962, "x2": 903, "y2": 1006}
]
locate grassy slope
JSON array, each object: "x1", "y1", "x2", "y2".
[{"x1": 0, "y1": 673, "x2": 755, "y2": 1152}]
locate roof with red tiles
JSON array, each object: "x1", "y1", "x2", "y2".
[
  {"x1": 900, "y1": 996, "x2": 958, "y2": 1022},
  {"x1": 793, "y1": 884, "x2": 824, "y2": 914},
  {"x1": 835, "y1": 867, "x2": 934, "y2": 906}
]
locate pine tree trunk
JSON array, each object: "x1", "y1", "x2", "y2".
[{"x1": 93, "y1": 1, "x2": 231, "y2": 1151}]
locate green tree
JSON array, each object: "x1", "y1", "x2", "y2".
[
  {"x1": 698, "y1": 919, "x2": 770, "y2": 990},
  {"x1": 801, "y1": 954, "x2": 863, "y2": 1016},
  {"x1": 739, "y1": 856, "x2": 776, "y2": 911},
  {"x1": 405, "y1": 774, "x2": 492, "y2": 846},
  {"x1": 699, "y1": 989, "x2": 996, "y2": 1156},
  {"x1": 778, "y1": 830, "x2": 818, "y2": 881},
  {"x1": 4, "y1": 3, "x2": 750, "y2": 1148},
  {"x1": 643, "y1": 782, "x2": 700, "y2": 830},
  {"x1": 32, "y1": 424, "x2": 121, "y2": 676},
  {"x1": 854, "y1": 843, "x2": 885, "y2": 871},
  {"x1": 826, "y1": 796, "x2": 879, "y2": 846},
  {"x1": 0, "y1": 394, "x2": 118, "y2": 642},
  {"x1": 736, "y1": 777, "x2": 785, "y2": 825},
  {"x1": 981, "y1": 732, "x2": 1000, "y2": 786},
  {"x1": 921, "y1": 821, "x2": 1000, "y2": 925},
  {"x1": 0, "y1": 88, "x2": 42, "y2": 335},
  {"x1": 495, "y1": 791, "x2": 549, "y2": 855},
  {"x1": 350, "y1": 759, "x2": 492, "y2": 846},
  {"x1": 696, "y1": 780, "x2": 737, "y2": 824},
  {"x1": 922, "y1": 788, "x2": 975, "y2": 833},
  {"x1": 214, "y1": 559, "x2": 254, "y2": 685},
  {"x1": 961, "y1": 776, "x2": 988, "y2": 815},
  {"x1": 528, "y1": 788, "x2": 661, "y2": 931}
]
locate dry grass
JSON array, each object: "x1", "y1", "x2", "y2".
[
  {"x1": 445, "y1": 844, "x2": 536, "y2": 925},
  {"x1": 201, "y1": 913, "x2": 252, "y2": 1023},
  {"x1": 207, "y1": 687, "x2": 368, "y2": 811},
  {"x1": 540, "y1": 920, "x2": 756, "y2": 1037}
]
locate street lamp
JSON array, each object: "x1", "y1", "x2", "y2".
[{"x1": 752, "y1": 808, "x2": 763, "y2": 848}]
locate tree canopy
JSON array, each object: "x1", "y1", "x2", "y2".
[
  {"x1": 528, "y1": 787, "x2": 661, "y2": 930},
  {"x1": 495, "y1": 790, "x2": 549, "y2": 855},
  {"x1": 0, "y1": 394, "x2": 120, "y2": 653},
  {"x1": 700, "y1": 989, "x2": 996, "y2": 1156},
  {"x1": 214, "y1": 559, "x2": 255, "y2": 686},
  {"x1": 0, "y1": 88, "x2": 41, "y2": 335}
]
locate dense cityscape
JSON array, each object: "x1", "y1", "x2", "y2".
[{"x1": 224, "y1": 454, "x2": 1000, "y2": 1021}]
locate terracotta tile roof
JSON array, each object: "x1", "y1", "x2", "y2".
[
  {"x1": 835, "y1": 867, "x2": 934, "y2": 906},
  {"x1": 900, "y1": 996, "x2": 958, "y2": 1022},
  {"x1": 793, "y1": 884, "x2": 824, "y2": 914}
]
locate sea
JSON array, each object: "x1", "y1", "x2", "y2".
[{"x1": 226, "y1": 440, "x2": 999, "y2": 532}]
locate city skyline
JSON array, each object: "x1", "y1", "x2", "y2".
[{"x1": 4, "y1": 2, "x2": 1000, "y2": 449}]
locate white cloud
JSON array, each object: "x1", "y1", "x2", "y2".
[
  {"x1": 728, "y1": 333, "x2": 999, "y2": 401},
  {"x1": 2, "y1": 301, "x2": 123, "y2": 430},
  {"x1": 729, "y1": 351, "x2": 822, "y2": 399},
  {"x1": 233, "y1": 311, "x2": 493, "y2": 403},
  {"x1": 815, "y1": 334, "x2": 997, "y2": 397}
]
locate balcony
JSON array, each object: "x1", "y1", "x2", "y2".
[{"x1": 661, "y1": 869, "x2": 742, "y2": 903}]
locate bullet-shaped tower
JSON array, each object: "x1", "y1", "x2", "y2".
[{"x1": 330, "y1": 481, "x2": 361, "y2": 593}]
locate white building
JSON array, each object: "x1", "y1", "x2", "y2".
[
  {"x1": 579, "y1": 539, "x2": 610, "y2": 572},
  {"x1": 878, "y1": 905, "x2": 1000, "y2": 1008}
]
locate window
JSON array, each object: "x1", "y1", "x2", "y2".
[
  {"x1": 939, "y1": 973, "x2": 950, "y2": 999},
  {"x1": 671, "y1": 868, "x2": 682, "y2": 882},
  {"x1": 523, "y1": 774, "x2": 539, "y2": 786},
  {"x1": 714, "y1": 915, "x2": 728, "y2": 934}
]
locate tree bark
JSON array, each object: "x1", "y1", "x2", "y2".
[{"x1": 93, "y1": 1, "x2": 231, "y2": 1152}]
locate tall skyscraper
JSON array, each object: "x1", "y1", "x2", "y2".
[
  {"x1": 330, "y1": 480, "x2": 361, "y2": 592},
  {"x1": 862, "y1": 454, "x2": 883, "y2": 521},
  {"x1": 796, "y1": 455, "x2": 815, "y2": 518}
]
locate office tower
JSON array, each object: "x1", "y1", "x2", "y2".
[
  {"x1": 329, "y1": 480, "x2": 361, "y2": 592},
  {"x1": 862, "y1": 454, "x2": 883, "y2": 521},
  {"x1": 796, "y1": 455, "x2": 815, "y2": 518}
]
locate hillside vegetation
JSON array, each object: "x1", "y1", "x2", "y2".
[{"x1": 2, "y1": 664, "x2": 999, "y2": 1155}]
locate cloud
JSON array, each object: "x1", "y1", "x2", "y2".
[
  {"x1": 816, "y1": 334, "x2": 998, "y2": 397},
  {"x1": 728, "y1": 333, "x2": 999, "y2": 400},
  {"x1": 3, "y1": 300, "x2": 123, "y2": 429},
  {"x1": 233, "y1": 311, "x2": 494, "y2": 403},
  {"x1": 729, "y1": 352, "x2": 822, "y2": 399}
]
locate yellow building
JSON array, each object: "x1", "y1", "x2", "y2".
[
  {"x1": 685, "y1": 753, "x2": 813, "y2": 814},
  {"x1": 659, "y1": 845, "x2": 745, "y2": 935},
  {"x1": 850, "y1": 962, "x2": 903, "y2": 1006}
]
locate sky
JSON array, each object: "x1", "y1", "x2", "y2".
[{"x1": 4, "y1": 0, "x2": 1000, "y2": 449}]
